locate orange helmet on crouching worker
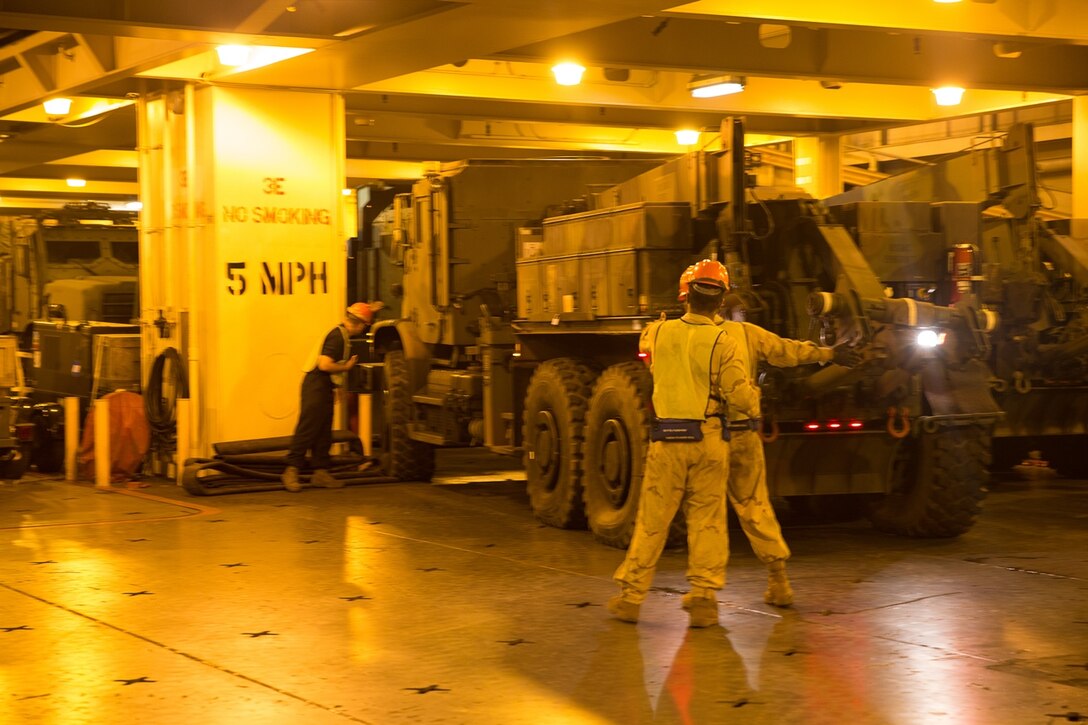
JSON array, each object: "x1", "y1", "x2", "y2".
[
  {"x1": 684, "y1": 259, "x2": 730, "y2": 297},
  {"x1": 345, "y1": 302, "x2": 374, "y2": 324}
]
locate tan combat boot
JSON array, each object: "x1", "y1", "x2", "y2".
[
  {"x1": 607, "y1": 594, "x2": 640, "y2": 623},
  {"x1": 764, "y1": 560, "x2": 794, "y2": 607},
  {"x1": 311, "y1": 469, "x2": 343, "y2": 488},
  {"x1": 683, "y1": 589, "x2": 719, "y2": 628},
  {"x1": 282, "y1": 466, "x2": 302, "y2": 493}
]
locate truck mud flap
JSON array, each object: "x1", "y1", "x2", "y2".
[{"x1": 921, "y1": 359, "x2": 1002, "y2": 419}]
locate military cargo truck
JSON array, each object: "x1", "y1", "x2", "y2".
[{"x1": 352, "y1": 118, "x2": 1001, "y2": 545}]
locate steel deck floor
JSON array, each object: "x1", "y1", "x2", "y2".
[{"x1": 1, "y1": 451, "x2": 1086, "y2": 725}]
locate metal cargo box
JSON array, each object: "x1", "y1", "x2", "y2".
[
  {"x1": 30, "y1": 321, "x2": 141, "y2": 401},
  {"x1": 579, "y1": 253, "x2": 610, "y2": 315},
  {"x1": 858, "y1": 232, "x2": 945, "y2": 282},
  {"x1": 605, "y1": 248, "x2": 693, "y2": 316},
  {"x1": 834, "y1": 201, "x2": 933, "y2": 233},
  {"x1": 516, "y1": 260, "x2": 546, "y2": 319},
  {"x1": 92, "y1": 334, "x2": 141, "y2": 394},
  {"x1": 544, "y1": 258, "x2": 581, "y2": 314},
  {"x1": 0, "y1": 336, "x2": 16, "y2": 389},
  {"x1": 542, "y1": 202, "x2": 693, "y2": 254},
  {"x1": 933, "y1": 201, "x2": 983, "y2": 245}
]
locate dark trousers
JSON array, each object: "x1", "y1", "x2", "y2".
[{"x1": 286, "y1": 372, "x2": 334, "y2": 469}]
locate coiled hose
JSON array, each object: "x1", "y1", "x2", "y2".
[{"x1": 145, "y1": 347, "x2": 189, "y2": 468}]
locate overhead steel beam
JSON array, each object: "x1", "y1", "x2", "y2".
[
  {"x1": 228, "y1": 0, "x2": 681, "y2": 90},
  {"x1": 665, "y1": 0, "x2": 1088, "y2": 45},
  {"x1": 495, "y1": 17, "x2": 1088, "y2": 93},
  {"x1": 343, "y1": 91, "x2": 884, "y2": 136}
]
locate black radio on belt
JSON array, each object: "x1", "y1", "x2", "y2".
[{"x1": 649, "y1": 418, "x2": 704, "y2": 442}]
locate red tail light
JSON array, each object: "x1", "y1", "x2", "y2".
[{"x1": 15, "y1": 423, "x2": 35, "y2": 442}]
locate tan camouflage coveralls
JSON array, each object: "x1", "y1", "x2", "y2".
[
  {"x1": 613, "y1": 313, "x2": 761, "y2": 603},
  {"x1": 718, "y1": 320, "x2": 833, "y2": 563}
]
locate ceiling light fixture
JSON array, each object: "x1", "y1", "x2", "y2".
[
  {"x1": 688, "y1": 74, "x2": 745, "y2": 99},
  {"x1": 43, "y1": 98, "x2": 72, "y2": 116},
  {"x1": 216, "y1": 45, "x2": 252, "y2": 67},
  {"x1": 675, "y1": 129, "x2": 700, "y2": 146},
  {"x1": 932, "y1": 86, "x2": 965, "y2": 106},
  {"x1": 551, "y1": 62, "x2": 586, "y2": 86},
  {"x1": 66, "y1": 178, "x2": 87, "y2": 188}
]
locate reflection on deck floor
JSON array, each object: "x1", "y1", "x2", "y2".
[{"x1": 1, "y1": 450, "x2": 1086, "y2": 724}]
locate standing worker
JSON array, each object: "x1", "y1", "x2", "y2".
[
  {"x1": 282, "y1": 301, "x2": 382, "y2": 492},
  {"x1": 677, "y1": 266, "x2": 861, "y2": 606},
  {"x1": 609, "y1": 259, "x2": 761, "y2": 628}
]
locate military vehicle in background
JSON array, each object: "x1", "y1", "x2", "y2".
[
  {"x1": 825, "y1": 123, "x2": 1088, "y2": 475},
  {"x1": 0, "y1": 201, "x2": 140, "y2": 472},
  {"x1": 0, "y1": 201, "x2": 138, "y2": 335},
  {"x1": 1, "y1": 335, "x2": 34, "y2": 482},
  {"x1": 351, "y1": 117, "x2": 1001, "y2": 546}
]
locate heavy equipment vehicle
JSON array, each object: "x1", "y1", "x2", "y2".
[
  {"x1": 825, "y1": 123, "x2": 1088, "y2": 475},
  {"x1": 0, "y1": 201, "x2": 139, "y2": 472},
  {"x1": 0, "y1": 335, "x2": 33, "y2": 482},
  {"x1": 351, "y1": 118, "x2": 1002, "y2": 546}
]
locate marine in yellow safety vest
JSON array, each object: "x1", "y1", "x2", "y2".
[{"x1": 609, "y1": 259, "x2": 761, "y2": 628}]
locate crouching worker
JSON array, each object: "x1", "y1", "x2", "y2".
[
  {"x1": 609, "y1": 260, "x2": 761, "y2": 628},
  {"x1": 282, "y1": 301, "x2": 382, "y2": 492}
]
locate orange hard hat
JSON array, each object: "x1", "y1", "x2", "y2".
[
  {"x1": 346, "y1": 302, "x2": 374, "y2": 323},
  {"x1": 677, "y1": 264, "x2": 697, "y2": 301},
  {"x1": 688, "y1": 259, "x2": 729, "y2": 294}
]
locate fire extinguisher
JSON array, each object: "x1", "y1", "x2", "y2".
[{"x1": 948, "y1": 243, "x2": 977, "y2": 303}]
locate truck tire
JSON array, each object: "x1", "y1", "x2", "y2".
[
  {"x1": 0, "y1": 447, "x2": 29, "y2": 482},
  {"x1": 868, "y1": 424, "x2": 991, "y2": 537},
  {"x1": 582, "y1": 362, "x2": 651, "y2": 548},
  {"x1": 380, "y1": 350, "x2": 435, "y2": 482},
  {"x1": 523, "y1": 358, "x2": 597, "y2": 529},
  {"x1": 33, "y1": 437, "x2": 65, "y2": 473}
]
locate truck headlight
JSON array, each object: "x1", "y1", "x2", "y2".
[{"x1": 916, "y1": 329, "x2": 946, "y2": 348}]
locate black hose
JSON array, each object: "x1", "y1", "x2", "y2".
[{"x1": 145, "y1": 347, "x2": 189, "y2": 464}]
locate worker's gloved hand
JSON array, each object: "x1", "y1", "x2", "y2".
[{"x1": 831, "y1": 340, "x2": 863, "y2": 368}]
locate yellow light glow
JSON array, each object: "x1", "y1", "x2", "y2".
[
  {"x1": 932, "y1": 86, "x2": 965, "y2": 106},
  {"x1": 934, "y1": 0, "x2": 962, "y2": 3},
  {"x1": 796, "y1": 157, "x2": 812, "y2": 166},
  {"x1": 43, "y1": 98, "x2": 72, "y2": 116},
  {"x1": 551, "y1": 62, "x2": 586, "y2": 86},
  {"x1": 796, "y1": 176, "x2": 812, "y2": 185},
  {"x1": 675, "y1": 129, "x2": 700, "y2": 146},
  {"x1": 66, "y1": 178, "x2": 87, "y2": 188},
  {"x1": 342, "y1": 188, "x2": 353, "y2": 196},
  {"x1": 216, "y1": 45, "x2": 251, "y2": 67}
]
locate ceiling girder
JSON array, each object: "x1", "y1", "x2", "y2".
[
  {"x1": 495, "y1": 16, "x2": 1088, "y2": 93},
  {"x1": 343, "y1": 91, "x2": 887, "y2": 136}
]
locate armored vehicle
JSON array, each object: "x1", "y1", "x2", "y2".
[{"x1": 352, "y1": 118, "x2": 1001, "y2": 545}]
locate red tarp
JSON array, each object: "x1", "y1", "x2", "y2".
[{"x1": 77, "y1": 391, "x2": 151, "y2": 484}]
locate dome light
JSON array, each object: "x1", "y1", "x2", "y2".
[
  {"x1": 43, "y1": 98, "x2": 72, "y2": 116},
  {"x1": 551, "y1": 62, "x2": 586, "y2": 86},
  {"x1": 675, "y1": 129, "x2": 700, "y2": 146},
  {"x1": 689, "y1": 74, "x2": 745, "y2": 98},
  {"x1": 932, "y1": 86, "x2": 965, "y2": 106}
]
